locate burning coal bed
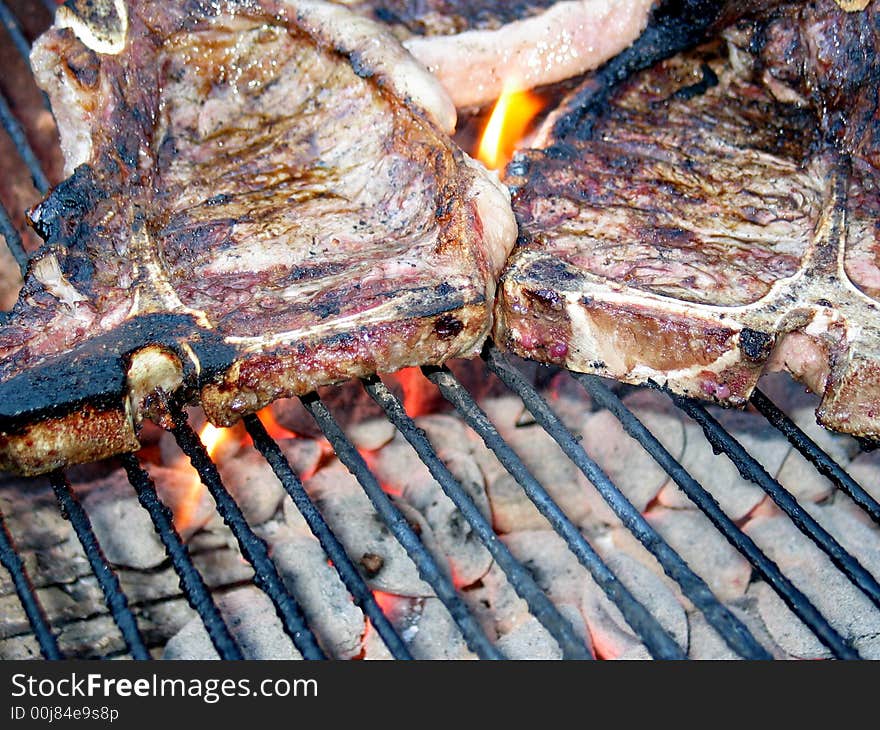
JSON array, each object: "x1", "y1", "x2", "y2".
[{"x1": 1, "y1": 360, "x2": 879, "y2": 661}]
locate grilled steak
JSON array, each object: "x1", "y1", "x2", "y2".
[
  {"x1": 0, "y1": 0, "x2": 516, "y2": 475},
  {"x1": 495, "y1": 0, "x2": 880, "y2": 439},
  {"x1": 335, "y1": 0, "x2": 657, "y2": 108}
]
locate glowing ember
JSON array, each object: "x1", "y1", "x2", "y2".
[
  {"x1": 357, "y1": 446, "x2": 403, "y2": 496},
  {"x1": 393, "y1": 366, "x2": 436, "y2": 418},
  {"x1": 477, "y1": 77, "x2": 544, "y2": 170},
  {"x1": 372, "y1": 590, "x2": 400, "y2": 615}
]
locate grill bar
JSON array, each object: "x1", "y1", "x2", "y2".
[
  {"x1": 170, "y1": 416, "x2": 326, "y2": 659},
  {"x1": 301, "y1": 392, "x2": 505, "y2": 660},
  {"x1": 0, "y1": 506, "x2": 62, "y2": 659},
  {"x1": 363, "y1": 375, "x2": 593, "y2": 660},
  {"x1": 120, "y1": 453, "x2": 245, "y2": 661},
  {"x1": 0, "y1": 89, "x2": 48, "y2": 194},
  {"x1": 243, "y1": 413, "x2": 414, "y2": 660},
  {"x1": 425, "y1": 365, "x2": 685, "y2": 660},
  {"x1": 0, "y1": 0, "x2": 33, "y2": 71},
  {"x1": 0, "y1": 1, "x2": 877, "y2": 662},
  {"x1": 49, "y1": 471, "x2": 151, "y2": 659},
  {"x1": 578, "y1": 373, "x2": 861, "y2": 660},
  {"x1": 750, "y1": 389, "x2": 880, "y2": 525},
  {"x1": 0, "y1": 200, "x2": 28, "y2": 275},
  {"x1": 0, "y1": 0, "x2": 52, "y2": 112},
  {"x1": 672, "y1": 395, "x2": 880, "y2": 613},
  {"x1": 485, "y1": 346, "x2": 772, "y2": 660}
]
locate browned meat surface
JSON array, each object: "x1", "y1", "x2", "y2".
[
  {"x1": 0, "y1": 0, "x2": 515, "y2": 475},
  {"x1": 335, "y1": 0, "x2": 657, "y2": 108},
  {"x1": 495, "y1": 0, "x2": 880, "y2": 439}
]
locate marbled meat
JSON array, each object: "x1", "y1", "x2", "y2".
[
  {"x1": 495, "y1": 0, "x2": 880, "y2": 439},
  {"x1": 0, "y1": 0, "x2": 516, "y2": 474}
]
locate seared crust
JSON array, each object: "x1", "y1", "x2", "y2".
[
  {"x1": 496, "y1": 6, "x2": 880, "y2": 439},
  {"x1": 0, "y1": 0, "x2": 515, "y2": 475}
]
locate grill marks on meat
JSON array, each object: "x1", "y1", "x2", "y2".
[
  {"x1": 495, "y1": 1, "x2": 880, "y2": 439},
  {"x1": 0, "y1": 0, "x2": 516, "y2": 475},
  {"x1": 336, "y1": 0, "x2": 657, "y2": 108}
]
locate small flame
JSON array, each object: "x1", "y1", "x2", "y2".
[
  {"x1": 477, "y1": 77, "x2": 544, "y2": 170},
  {"x1": 254, "y1": 406, "x2": 298, "y2": 441},
  {"x1": 173, "y1": 420, "x2": 232, "y2": 534},
  {"x1": 172, "y1": 478, "x2": 203, "y2": 534},
  {"x1": 199, "y1": 421, "x2": 228, "y2": 460}
]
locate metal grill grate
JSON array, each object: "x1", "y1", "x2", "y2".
[{"x1": 0, "y1": 0, "x2": 878, "y2": 661}]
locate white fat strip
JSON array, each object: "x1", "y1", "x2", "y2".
[
  {"x1": 283, "y1": 0, "x2": 456, "y2": 133},
  {"x1": 31, "y1": 254, "x2": 89, "y2": 311},
  {"x1": 224, "y1": 285, "x2": 474, "y2": 351},
  {"x1": 178, "y1": 341, "x2": 202, "y2": 377},
  {"x1": 564, "y1": 291, "x2": 745, "y2": 385},
  {"x1": 56, "y1": 0, "x2": 128, "y2": 55},
  {"x1": 805, "y1": 307, "x2": 844, "y2": 337},
  {"x1": 403, "y1": 0, "x2": 655, "y2": 109}
]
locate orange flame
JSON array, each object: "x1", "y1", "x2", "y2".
[
  {"x1": 170, "y1": 410, "x2": 297, "y2": 535},
  {"x1": 172, "y1": 420, "x2": 233, "y2": 534},
  {"x1": 477, "y1": 77, "x2": 544, "y2": 170},
  {"x1": 199, "y1": 421, "x2": 228, "y2": 460},
  {"x1": 254, "y1": 406, "x2": 298, "y2": 441},
  {"x1": 171, "y1": 482, "x2": 202, "y2": 535}
]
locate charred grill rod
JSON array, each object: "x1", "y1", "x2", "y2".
[
  {"x1": 671, "y1": 395, "x2": 880, "y2": 614},
  {"x1": 0, "y1": 200, "x2": 28, "y2": 275},
  {"x1": 120, "y1": 453, "x2": 245, "y2": 661},
  {"x1": 0, "y1": 0, "x2": 52, "y2": 112},
  {"x1": 424, "y1": 365, "x2": 686, "y2": 660},
  {"x1": 0, "y1": 506, "x2": 62, "y2": 659},
  {"x1": 0, "y1": 1, "x2": 33, "y2": 71},
  {"x1": 578, "y1": 373, "x2": 861, "y2": 660},
  {"x1": 0, "y1": 89, "x2": 48, "y2": 194},
  {"x1": 301, "y1": 392, "x2": 505, "y2": 660},
  {"x1": 244, "y1": 413, "x2": 414, "y2": 660},
  {"x1": 49, "y1": 471, "x2": 151, "y2": 660},
  {"x1": 363, "y1": 376, "x2": 594, "y2": 660},
  {"x1": 750, "y1": 389, "x2": 880, "y2": 526},
  {"x1": 0, "y1": 0, "x2": 876, "y2": 662},
  {"x1": 170, "y1": 416, "x2": 326, "y2": 660},
  {"x1": 484, "y1": 346, "x2": 772, "y2": 660}
]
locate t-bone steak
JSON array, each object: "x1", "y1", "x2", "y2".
[
  {"x1": 494, "y1": 0, "x2": 880, "y2": 439},
  {"x1": 333, "y1": 0, "x2": 657, "y2": 108},
  {"x1": 0, "y1": 0, "x2": 516, "y2": 475}
]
